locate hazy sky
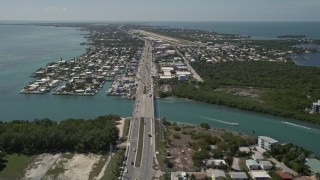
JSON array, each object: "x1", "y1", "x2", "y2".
[{"x1": 1, "y1": 0, "x2": 319, "y2": 22}]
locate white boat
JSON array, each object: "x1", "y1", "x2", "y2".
[{"x1": 230, "y1": 122, "x2": 239, "y2": 126}]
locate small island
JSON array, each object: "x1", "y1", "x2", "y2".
[{"x1": 278, "y1": 35, "x2": 306, "y2": 38}]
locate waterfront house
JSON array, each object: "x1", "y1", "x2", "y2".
[
  {"x1": 312, "y1": 100, "x2": 320, "y2": 114},
  {"x1": 305, "y1": 158, "x2": 320, "y2": 176},
  {"x1": 258, "y1": 136, "x2": 279, "y2": 151}
]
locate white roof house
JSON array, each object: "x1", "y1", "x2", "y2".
[
  {"x1": 161, "y1": 67, "x2": 174, "y2": 72},
  {"x1": 239, "y1": 147, "x2": 251, "y2": 154},
  {"x1": 229, "y1": 172, "x2": 248, "y2": 180},
  {"x1": 208, "y1": 169, "x2": 226, "y2": 180},
  {"x1": 252, "y1": 153, "x2": 265, "y2": 161},
  {"x1": 259, "y1": 161, "x2": 273, "y2": 170},
  {"x1": 250, "y1": 170, "x2": 271, "y2": 180},
  {"x1": 246, "y1": 160, "x2": 259, "y2": 170}
]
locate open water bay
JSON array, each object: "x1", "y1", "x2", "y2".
[
  {"x1": 158, "y1": 98, "x2": 320, "y2": 155},
  {"x1": 0, "y1": 24, "x2": 133, "y2": 121}
]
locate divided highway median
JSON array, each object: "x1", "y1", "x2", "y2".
[{"x1": 135, "y1": 117, "x2": 145, "y2": 167}]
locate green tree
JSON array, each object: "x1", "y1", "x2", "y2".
[{"x1": 200, "y1": 123, "x2": 210, "y2": 129}]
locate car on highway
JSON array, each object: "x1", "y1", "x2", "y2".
[
  {"x1": 125, "y1": 168, "x2": 128, "y2": 173},
  {"x1": 131, "y1": 161, "x2": 134, "y2": 165},
  {"x1": 148, "y1": 133, "x2": 152, "y2": 137}
]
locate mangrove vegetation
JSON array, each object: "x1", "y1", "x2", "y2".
[{"x1": 161, "y1": 61, "x2": 320, "y2": 123}]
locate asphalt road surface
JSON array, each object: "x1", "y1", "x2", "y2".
[{"x1": 123, "y1": 40, "x2": 155, "y2": 180}]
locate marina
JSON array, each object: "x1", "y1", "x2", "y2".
[{"x1": 20, "y1": 25, "x2": 144, "y2": 97}]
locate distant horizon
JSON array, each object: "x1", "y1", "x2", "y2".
[
  {"x1": 1, "y1": 0, "x2": 320, "y2": 22},
  {"x1": 1, "y1": 20, "x2": 320, "y2": 24}
]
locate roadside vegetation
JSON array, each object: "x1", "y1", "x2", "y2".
[
  {"x1": 102, "y1": 149, "x2": 125, "y2": 180},
  {"x1": 0, "y1": 115, "x2": 119, "y2": 155},
  {"x1": 0, "y1": 114, "x2": 120, "y2": 172},
  {"x1": 161, "y1": 61, "x2": 320, "y2": 124}
]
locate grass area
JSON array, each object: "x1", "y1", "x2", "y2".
[
  {"x1": 0, "y1": 153, "x2": 36, "y2": 179},
  {"x1": 155, "y1": 119, "x2": 167, "y2": 170},
  {"x1": 88, "y1": 155, "x2": 108, "y2": 180},
  {"x1": 101, "y1": 149, "x2": 125, "y2": 180},
  {"x1": 239, "y1": 157, "x2": 249, "y2": 172},
  {"x1": 135, "y1": 118, "x2": 145, "y2": 167},
  {"x1": 122, "y1": 118, "x2": 131, "y2": 139}
]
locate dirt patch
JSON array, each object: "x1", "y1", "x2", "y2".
[
  {"x1": 215, "y1": 87, "x2": 260, "y2": 96},
  {"x1": 116, "y1": 118, "x2": 125, "y2": 138},
  {"x1": 24, "y1": 153, "x2": 102, "y2": 180},
  {"x1": 56, "y1": 154, "x2": 101, "y2": 180},
  {"x1": 24, "y1": 153, "x2": 61, "y2": 180},
  {"x1": 167, "y1": 127, "x2": 195, "y2": 171}
]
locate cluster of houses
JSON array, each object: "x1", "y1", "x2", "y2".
[
  {"x1": 153, "y1": 42, "x2": 192, "y2": 81},
  {"x1": 21, "y1": 26, "x2": 143, "y2": 97},
  {"x1": 177, "y1": 41, "x2": 302, "y2": 64},
  {"x1": 171, "y1": 136, "x2": 320, "y2": 180},
  {"x1": 153, "y1": 28, "x2": 316, "y2": 64},
  {"x1": 106, "y1": 48, "x2": 142, "y2": 98}
]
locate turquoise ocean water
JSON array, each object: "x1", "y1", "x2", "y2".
[{"x1": 0, "y1": 25, "x2": 133, "y2": 121}]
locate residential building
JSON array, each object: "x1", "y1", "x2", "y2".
[
  {"x1": 250, "y1": 170, "x2": 271, "y2": 180},
  {"x1": 276, "y1": 172, "x2": 293, "y2": 180},
  {"x1": 252, "y1": 153, "x2": 265, "y2": 162},
  {"x1": 239, "y1": 147, "x2": 251, "y2": 154},
  {"x1": 259, "y1": 161, "x2": 273, "y2": 170},
  {"x1": 171, "y1": 171, "x2": 209, "y2": 180},
  {"x1": 312, "y1": 100, "x2": 320, "y2": 114},
  {"x1": 305, "y1": 158, "x2": 320, "y2": 176},
  {"x1": 258, "y1": 136, "x2": 279, "y2": 151},
  {"x1": 178, "y1": 74, "x2": 187, "y2": 81},
  {"x1": 213, "y1": 170, "x2": 226, "y2": 180},
  {"x1": 229, "y1": 172, "x2": 248, "y2": 180},
  {"x1": 246, "y1": 160, "x2": 260, "y2": 170}
]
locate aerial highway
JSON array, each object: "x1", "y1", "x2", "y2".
[{"x1": 122, "y1": 40, "x2": 155, "y2": 180}]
